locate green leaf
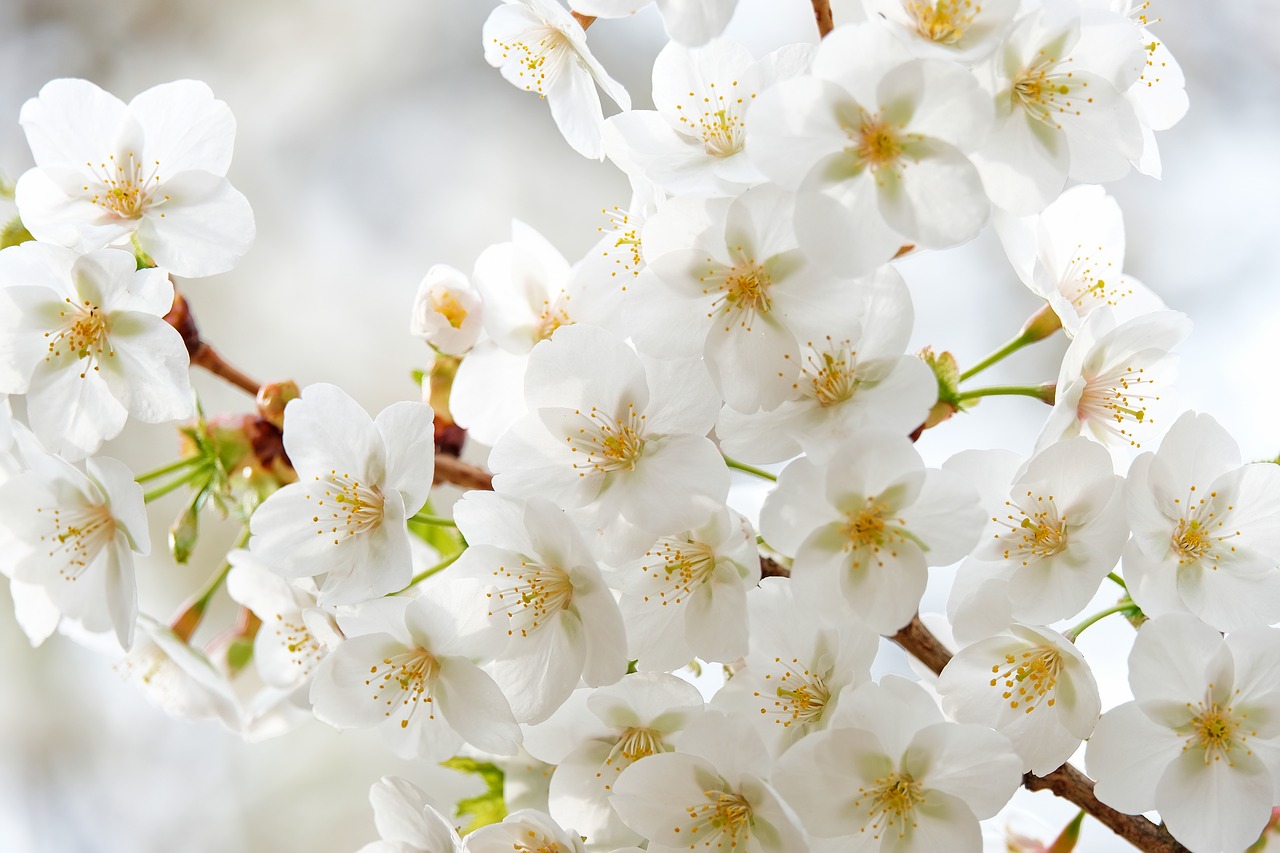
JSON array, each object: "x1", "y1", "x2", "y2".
[{"x1": 441, "y1": 756, "x2": 506, "y2": 834}]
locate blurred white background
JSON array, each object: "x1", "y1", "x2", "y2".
[{"x1": 1, "y1": 0, "x2": 1278, "y2": 850}]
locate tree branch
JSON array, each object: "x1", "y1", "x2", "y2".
[
  {"x1": 891, "y1": 615, "x2": 1190, "y2": 853},
  {"x1": 190, "y1": 342, "x2": 263, "y2": 396},
  {"x1": 433, "y1": 454, "x2": 495, "y2": 491},
  {"x1": 810, "y1": 0, "x2": 834, "y2": 37}
]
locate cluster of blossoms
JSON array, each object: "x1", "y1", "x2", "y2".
[{"x1": 3, "y1": 2, "x2": 1279, "y2": 852}]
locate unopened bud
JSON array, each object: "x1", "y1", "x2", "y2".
[
  {"x1": 169, "y1": 501, "x2": 200, "y2": 564},
  {"x1": 256, "y1": 380, "x2": 300, "y2": 431},
  {"x1": 1018, "y1": 303, "x2": 1064, "y2": 343}
]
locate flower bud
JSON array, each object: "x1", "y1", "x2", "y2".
[{"x1": 410, "y1": 264, "x2": 482, "y2": 356}]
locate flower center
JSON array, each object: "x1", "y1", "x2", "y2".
[
  {"x1": 271, "y1": 614, "x2": 324, "y2": 676},
  {"x1": 860, "y1": 771, "x2": 925, "y2": 840},
  {"x1": 598, "y1": 726, "x2": 667, "y2": 792},
  {"x1": 431, "y1": 290, "x2": 468, "y2": 329},
  {"x1": 683, "y1": 789, "x2": 753, "y2": 846},
  {"x1": 638, "y1": 537, "x2": 718, "y2": 607},
  {"x1": 600, "y1": 205, "x2": 644, "y2": 281},
  {"x1": 513, "y1": 835, "x2": 569, "y2": 853},
  {"x1": 1173, "y1": 517, "x2": 1211, "y2": 563},
  {"x1": 487, "y1": 561, "x2": 575, "y2": 638},
  {"x1": 1011, "y1": 59, "x2": 1074, "y2": 128},
  {"x1": 46, "y1": 298, "x2": 115, "y2": 376},
  {"x1": 1076, "y1": 363, "x2": 1160, "y2": 448},
  {"x1": 855, "y1": 111, "x2": 904, "y2": 170},
  {"x1": 365, "y1": 647, "x2": 441, "y2": 729},
  {"x1": 724, "y1": 261, "x2": 772, "y2": 314},
  {"x1": 309, "y1": 471, "x2": 386, "y2": 545},
  {"x1": 800, "y1": 345, "x2": 861, "y2": 407},
  {"x1": 993, "y1": 495, "x2": 1069, "y2": 566},
  {"x1": 990, "y1": 646, "x2": 1062, "y2": 714},
  {"x1": 37, "y1": 502, "x2": 116, "y2": 581},
  {"x1": 85, "y1": 152, "x2": 166, "y2": 219},
  {"x1": 567, "y1": 404, "x2": 647, "y2": 475},
  {"x1": 1183, "y1": 696, "x2": 1250, "y2": 765},
  {"x1": 673, "y1": 80, "x2": 756, "y2": 159},
  {"x1": 1168, "y1": 485, "x2": 1237, "y2": 570},
  {"x1": 759, "y1": 658, "x2": 831, "y2": 728},
  {"x1": 907, "y1": 0, "x2": 978, "y2": 45},
  {"x1": 533, "y1": 294, "x2": 571, "y2": 342},
  {"x1": 491, "y1": 26, "x2": 571, "y2": 98}
]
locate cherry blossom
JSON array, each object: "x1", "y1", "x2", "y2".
[
  {"x1": 357, "y1": 776, "x2": 463, "y2": 853},
  {"x1": 410, "y1": 264, "x2": 483, "y2": 356}
]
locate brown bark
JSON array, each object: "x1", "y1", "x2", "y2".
[{"x1": 810, "y1": 0, "x2": 834, "y2": 37}]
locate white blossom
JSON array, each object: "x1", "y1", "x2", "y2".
[
  {"x1": 462, "y1": 809, "x2": 587, "y2": 853},
  {"x1": 358, "y1": 776, "x2": 463, "y2": 853},
  {"x1": 863, "y1": 0, "x2": 1020, "y2": 59},
  {"x1": 410, "y1": 264, "x2": 483, "y2": 356}
]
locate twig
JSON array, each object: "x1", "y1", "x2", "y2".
[
  {"x1": 811, "y1": 0, "x2": 834, "y2": 38},
  {"x1": 190, "y1": 342, "x2": 262, "y2": 396},
  {"x1": 891, "y1": 615, "x2": 1190, "y2": 853},
  {"x1": 433, "y1": 454, "x2": 495, "y2": 491},
  {"x1": 572, "y1": 11, "x2": 596, "y2": 29}
]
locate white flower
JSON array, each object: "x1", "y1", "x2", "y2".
[
  {"x1": 483, "y1": 0, "x2": 631, "y2": 159},
  {"x1": 358, "y1": 776, "x2": 463, "y2": 853},
  {"x1": 635, "y1": 184, "x2": 874, "y2": 412},
  {"x1": 863, "y1": 0, "x2": 1020, "y2": 59},
  {"x1": 760, "y1": 431, "x2": 984, "y2": 634},
  {"x1": 449, "y1": 491, "x2": 627, "y2": 724},
  {"x1": 715, "y1": 264, "x2": 937, "y2": 463},
  {"x1": 712, "y1": 576, "x2": 879, "y2": 755},
  {"x1": 463, "y1": 810, "x2": 586, "y2": 853},
  {"x1": 945, "y1": 437, "x2": 1128, "y2": 637},
  {"x1": 612, "y1": 507, "x2": 760, "y2": 672},
  {"x1": 1087, "y1": 614, "x2": 1280, "y2": 853},
  {"x1": 521, "y1": 672, "x2": 705, "y2": 850},
  {"x1": 604, "y1": 39, "x2": 813, "y2": 196},
  {"x1": 248, "y1": 383, "x2": 435, "y2": 605},
  {"x1": 0, "y1": 447, "x2": 146, "y2": 648},
  {"x1": 1123, "y1": 411, "x2": 1280, "y2": 631},
  {"x1": 224, "y1": 549, "x2": 343, "y2": 709},
  {"x1": 14, "y1": 78, "x2": 254, "y2": 277},
  {"x1": 489, "y1": 324, "x2": 727, "y2": 538},
  {"x1": 971, "y1": 5, "x2": 1146, "y2": 213},
  {"x1": 937, "y1": 623, "x2": 1101, "y2": 775},
  {"x1": 610, "y1": 712, "x2": 808, "y2": 853},
  {"x1": 451, "y1": 221, "x2": 622, "y2": 445},
  {"x1": 747, "y1": 23, "x2": 991, "y2": 275},
  {"x1": 0, "y1": 243, "x2": 194, "y2": 460},
  {"x1": 309, "y1": 585, "x2": 522, "y2": 760},
  {"x1": 410, "y1": 264, "x2": 483, "y2": 356},
  {"x1": 772, "y1": 676, "x2": 1023, "y2": 852},
  {"x1": 994, "y1": 184, "x2": 1164, "y2": 338},
  {"x1": 1036, "y1": 308, "x2": 1190, "y2": 460},
  {"x1": 571, "y1": 0, "x2": 739, "y2": 46},
  {"x1": 116, "y1": 614, "x2": 241, "y2": 730}
]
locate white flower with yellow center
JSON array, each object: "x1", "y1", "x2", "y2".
[
  {"x1": 357, "y1": 776, "x2": 462, "y2": 853},
  {"x1": 449, "y1": 491, "x2": 628, "y2": 724},
  {"x1": 0, "y1": 243, "x2": 194, "y2": 460},
  {"x1": 760, "y1": 431, "x2": 984, "y2": 634},
  {"x1": 1123, "y1": 411, "x2": 1280, "y2": 631},
  {"x1": 410, "y1": 264, "x2": 483, "y2": 356},
  {"x1": 14, "y1": 78, "x2": 254, "y2": 277},
  {"x1": 604, "y1": 38, "x2": 813, "y2": 196},
  {"x1": 715, "y1": 264, "x2": 937, "y2": 463},
  {"x1": 610, "y1": 712, "x2": 808, "y2": 853},
  {"x1": 972, "y1": 4, "x2": 1146, "y2": 213},
  {"x1": 248, "y1": 383, "x2": 435, "y2": 605},
  {"x1": 773, "y1": 676, "x2": 1022, "y2": 852},
  {"x1": 483, "y1": 0, "x2": 631, "y2": 160},
  {"x1": 712, "y1": 577, "x2": 879, "y2": 756},
  {"x1": 1087, "y1": 613, "x2": 1280, "y2": 853},
  {"x1": 612, "y1": 507, "x2": 759, "y2": 672},
  {"x1": 571, "y1": 0, "x2": 739, "y2": 46},
  {"x1": 747, "y1": 23, "x2": 992, "y2": 275},
  {"x1": 864, "y1": 0, "x2": 1019, "y2": 59},
  {"x1": 490, "y1": 324, "x2": 727, "y2": 539},
  {"x1": 462, "y1": 809, "x2": 587, "y2": 853},
  {"x1": 937, "y1": 623, "x2": 1101, "y2": 775},
  {"x1": 309, "y1": 584, "x2": 521, "y2": 761},
  {"x1": 635, "y1": 184, "x2": 872, "y2": 412},
  {"x1": 1036, "y1": 307, "x2": 1190, "y2": 461},
  {"x1": 0, "y1": 445, "x2": 147, "y2": 649},
  {"x1": 995, "y1": 184, "x2": 1165, "y2": 337},
  {"x1": 945, "y1": 437, "x2": 1128, "y2": 638},
  {"x1": 521, "y1": 673, "x2": 705, "y2": 850}
]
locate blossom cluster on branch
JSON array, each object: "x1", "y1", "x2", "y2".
[{"x1": 0, "y1": 1, "x2": 1276, "y2": 852}]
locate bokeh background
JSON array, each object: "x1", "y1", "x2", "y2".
[{"x1": 1, "y1": 0, "x2": 1278, "y2": 850}]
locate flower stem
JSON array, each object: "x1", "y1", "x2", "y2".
[
  {"x1": 1107, "y1": 571, "x2": 1127, "y2": 590},
  {"x1": 723, "y1": 455, "x2": 778, "y2": 482},
  {"x1": 405, "y1": 548, "x2": 464, "y2": 589},
  {"x1": 810, "y1": 0, "x2": 834, "y2": 37},
  {"x1": 135, "y1": 455, "x2": 203, "y2": 483},
  {"x1": 409, "y1": 512, "x2": 457, "y2": 528},
  {"x1": 143, "y1": 465, "x2": 209, "y2": 503},
  {"x1": 170, "y1": 526, "x2": 251, "y2": 642},
  {"x1": 959, "y1": 305, "x2": 1062, "y2": 382},
  {"x1": 955, "y1": 384, "x2": 1056, "y2": 404},
  {"x1": 1065, "y1": 600, "x2": 1138, "y2": 642}
]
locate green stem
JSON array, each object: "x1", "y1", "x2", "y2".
[
  {"x1": 409, "y1": 512, "x2": 458, "y2": 528},
  {"x1": 954, "y1": 384, "x2": 1054, "y2": 404},
  {"x1": 143, "y1": 465, "x2": 209, "y2": 503},
  {"x1": 1066, "y1": 600, "x2": 1136, "y2": 642},
  {"x1": 1107, "y1": 571, "x2": 1127, "y2": 590},
  {"x1": 170, "y1": 526, "x2": 250, "y2": 642},
  {"x1": 405, "y1": 548, "x2": 464, "y2": 588},
  {"x1": 959, "y1": 332, "x2": 1037, "y2": 382},
  {"x1": 723, "y1": 455, "x2": 777, "y2": 482},
  {"x1": 135, "y1": 455, "x2": 203, "y2": 483}
]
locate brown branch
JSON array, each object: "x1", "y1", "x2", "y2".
[
  {"x1": 190, "y1": 342, "x2": 262, "y2": 396},
  {"x1": 572, "y1": 11, "x2": 596, "y2": 30},
  {"x1": 811, "y1": 0, "x2": 834, "y2": 38},
  {"x1": 891, "y1": 614, "x2": 1190, "y2": 853},
  {"x1": 433, "y1": 454, "x2": 495, "y2": 491}
]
